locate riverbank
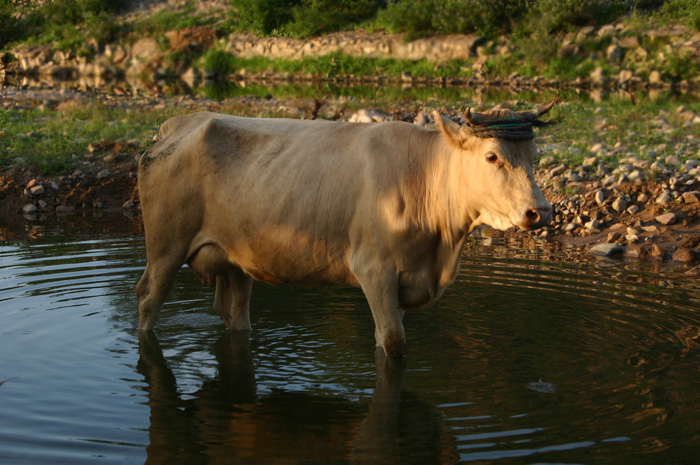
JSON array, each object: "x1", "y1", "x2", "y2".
[{"x1": 1, "y1": 86, "x2": 698, "y2": 275}]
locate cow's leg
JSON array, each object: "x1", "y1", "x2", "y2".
[
  {"x1": 213, "y1": 267, "x2": 253, "y2": 330},
  {"x1": 359, "y1": 274, "x2": 406, "y2": 358},
  {"x1": 136, "y1": 252, "x2": 186, "y2": 330}
]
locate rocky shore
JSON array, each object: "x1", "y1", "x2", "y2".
[
  {"x1": 1, "y1": 86, "x2": 698, "y2": 275},
  {"x1": 2, "y1": 22, "x2": 700, "y2": 94}
]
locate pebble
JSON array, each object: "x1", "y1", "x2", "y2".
[
  {"x1": 122, "y1": 200, "x2": 135, "y2": 209},
  {"x1": 594, "y1": 190, "x2": 605, "y2": 206},
  {"x1": 96, "y1": 169, "x2": 112, "y2": 179},
  {"x1": 607, "y1": 231, "x2": 622, "y2": 242},
  {"x1": 22, "y1": 203, "x2": 37, "y2": 214},
  {"x1": 626, "y1": 205, "x2": 640, "y2": 214},
  {"x1": 549, "y1": 164, "x2": 567, "y2": 176},
  {"x1": 637, "y1": 192, "x2": 650, "y2": 203},
  {"x1": 29, "y1": 184, "x2": 45, "y2": 195},
  {"x1": 589, "y1": 242, "x2": 623, "y2": 256},
  {"x1": 650, "y1": 243, "x2": 666, "y2": 260},
  {"x1": 682, "y1": 191, "x2": 700, "y2": 203},
  {"x1": 672, "y1": 247, "x2": 696, "y2": 262},
  {"x1": 612, "y1": 197, "x2": 628, "y2": 212},
  {"x1": 655, "y1": 212, "x2": 677, "y2": 225},
  {"x1": 655, "y1": 192, "x2": 673, "y2": 204}
]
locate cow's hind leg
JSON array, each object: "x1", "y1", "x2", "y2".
[
  {"x1": 213, "y1": 267, "x2": 253, "y2": 330},
  {"x1": 136, "y1": 251, "x2": 186, "y2": 330}
]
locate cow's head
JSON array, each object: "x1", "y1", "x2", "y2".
[{"x1": 433, "y1": 101, "x2": 555, "y2": 232}]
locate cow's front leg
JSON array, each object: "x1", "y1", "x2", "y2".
[
  {"x1": 213, "y1": 266, "x2": 253, "y2": 330},
  {"x1": 359, "y1": 274, "x2": 406, "y2": 358}
]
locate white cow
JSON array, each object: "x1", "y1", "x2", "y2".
[{"x1": 136, "y1": 103, "x2": 554, "y2": 357}]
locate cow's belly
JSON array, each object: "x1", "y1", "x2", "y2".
[{"x1": 225, "y1": 234, "x2": 358, "y2": 287}]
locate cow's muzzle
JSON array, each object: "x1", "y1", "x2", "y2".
[{"x1": 524, "y1": 205, "x2": 553, "y2": 230}]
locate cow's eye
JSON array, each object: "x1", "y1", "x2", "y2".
[{"x1": 485, "y1": 153, "x2": 499, "y2": 164}]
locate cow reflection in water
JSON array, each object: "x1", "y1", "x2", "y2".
[{"x1": 137, "y1": 332, "x2": 448, "y2": 464}]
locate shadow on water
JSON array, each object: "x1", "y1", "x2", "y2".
[{"x1": 138, "y1": 332, "x2": 446, "y2": 464}]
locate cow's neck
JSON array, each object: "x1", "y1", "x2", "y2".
[{"x1": 405, "y1": 133, "x2": 476, "y2": 249}]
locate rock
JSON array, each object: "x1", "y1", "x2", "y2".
[
  {"x1": 627, "y1": 227, "x2": 641, "y2": 235},
  {"x1": 122, "y1": 200, "x2": 136, "y2": 209},
  {"x1": 29, "y1": 184, "x2": 45, "y2": 195},
  {"x1": 583, "y1": 156, "x2": 598, "y2": 166},
  {"x1": 413, "y1": 111, "x2": 429, "y2": 126},
  {"x1": 589, "y1": 242, "x2": 623, "y2": 257},
  {"x1": 649, "y1": 70, "x2": 663, "y2": 85},
  {"x1": 349, "y1": 109, "x2": 392, "y2": 123},
  {"x1": 539, "y1": 155, "x2": 556, "y2": 168},
  {"x1": 131, "y1": 38, "x2": 159, "y2": 60},
  {"x1": 590, "y1": 66, "x2": 607, "y2": 85},
  {"x1": 625, "y1": 234, "x2": 639, "y2": 243},
  {"x1": 650, "y1": 243, "x2": 666, "y2": 260},
  {"x1": 22, "y1": 203, "x2": 37, "y2": 214},
  {"x1": 655, "y1": 212, "x2": 677, "y2": 225},
  {"x1": 627, "y1": 205, "x2": 640, "y2": 214},
  {"x1": 606, "y1": 44, "x2": 623, "y2": 61},
  {"x1": 672, "y1": 247, "x2": 696, "y2": 262},
  {"x1": 625, "y1": 244, "x2": 648, "y2": 258},
  {"x1": 607, "y1": 231, "x2": 622, "y2": 243},
  {"x1": 549, "y1": 164, "x2": 567, "y2": 176},
  {"x1": 685, "y1": 266, "x2": 700, "y2": 277},
  {"x1": 595, "y1": 190, "x2": 606, "y2": 206},
  {"x1": 612, "y1": 197, "x2": 628, "y2": 212},
  {"x1": 585, "y1": 218, "x2": 600, "y2": 229},
  {"x1": 637, "y1": 192, "x2": 650, "y2": 203},
  {"x1": 655, "y1": 192, "x2": 673, "y2": 204},
  {"x1": 682, "y1": 191, "x2": 700, "y2": 203},
  {"x1": 650, "y1": 161, "x2": 667, "y2": 172},
  {"x1": 665, "y1": 155, "x2": 680, "y2": 166},
  {"x1": 96, "y1": 169, "x2": 112, "y2": 179}
]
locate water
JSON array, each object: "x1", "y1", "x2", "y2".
[{"x1": 1, "y1": 218, "x2": 700, "y2": 464}]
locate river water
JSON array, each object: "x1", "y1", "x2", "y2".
[{"x1": 1, "y1": 217, "x2": 699, "y2": 464}]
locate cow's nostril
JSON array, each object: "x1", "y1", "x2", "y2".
[{"x1": 526, "y1": 209, "x2": 541, "y2": 224}]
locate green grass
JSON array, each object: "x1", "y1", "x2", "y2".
[
  {"x1": 199, "y1": 49, "x2": 473, "y2": 81},
  {"x1": 0, "y1": 103, "x2": 184, "y2": 174}
]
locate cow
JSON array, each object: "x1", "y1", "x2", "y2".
[{"x1": 135, "y1": 102, "x2": 555, "y2": 357}]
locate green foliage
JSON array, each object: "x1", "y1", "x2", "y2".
[
  {"x1": 655, "y1": 0, "x2": 700, "y2": 30},
  {"x1": 133, "y1": 6, "x2": 206, "y2": 36},
  {"x1": 230, "y1": 0, "x2": 380, "y2": 37}
]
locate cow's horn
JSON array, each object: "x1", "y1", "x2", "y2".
[
  {"x1": 534, "y1": 98, "x2": 559, "y2": 119},
  {"x1": 464, "y1": 107, "x2": 481, "y2": 126}
]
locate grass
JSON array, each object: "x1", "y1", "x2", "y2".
[
  {"x1": 2, "y1": 90, "x2": 699, "y2": 177},
  {"x1": 199, "y1": 49, "x2": 473, "y2": 80},
  {"x1": 0, "y1": 103, "x2": 184, "y2": 174}
]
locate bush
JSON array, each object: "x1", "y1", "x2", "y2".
[{"x1": 230, "y1": 0, "x2": 381, "y2": 37}]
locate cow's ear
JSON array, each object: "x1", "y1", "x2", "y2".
[{"x1": 432, "y1": 111, "x2": 467, "y2": 148}]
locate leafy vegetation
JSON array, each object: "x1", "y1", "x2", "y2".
[{"x1": 0, "y1": 103, "x2": 182, "y2": 174}]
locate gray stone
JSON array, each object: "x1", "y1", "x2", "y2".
[
  {"x1": 589, "y1": 242, "x2": 624, "y2": 256},
  {"x1": 29, "y1": 184, "x2": 45, "y2": 195},
  {"x1": 595, "y1": 190, "x2": 606, "y2": 206},
  {"x1": 549, "y1": 164, "x2": 567, "y2": 176},
  {"x1": 96, "y1": 169, "x2": 112, "y2": 179},
  {"x1": 655, "y1": 192, "x2": 673, "y2": 204},
  {"x1": 655, "y1": 212, "x2": 677, "y2": 225},
  {"x1": 612, "y1": 197, "x2": 628, "y2": 212},
  {"x1": 22, "y1": 203, "x2": 37, "y2": 214}
]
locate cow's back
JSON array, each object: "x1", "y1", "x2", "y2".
[{"x1": 138, "y1": 112, "x2": 434, "y2": 287}]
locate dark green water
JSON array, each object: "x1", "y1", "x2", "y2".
[{"x1": 1, "y1": 218, "x2": 699, "y2": 464}]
